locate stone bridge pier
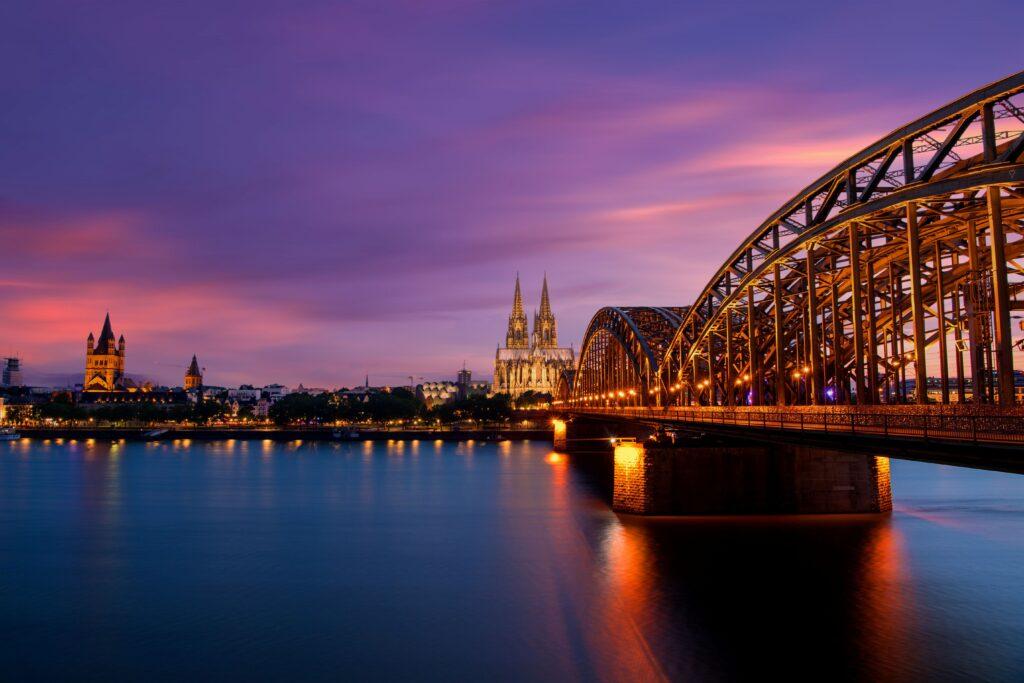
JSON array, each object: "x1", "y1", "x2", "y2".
[
  {"x1": 552, "y1": 415, "x2": 654, "y2": 452},
  {"x1": 553, "y1": 417, "x2": 892, "y2": 515}
]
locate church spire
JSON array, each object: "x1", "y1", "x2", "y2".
[
  {"x1": 539, "y1": 273, "x2": 552, "y2": 317},
  {"x1": 505, "y1": 274, "x2": 529, "y2": 349},
  {"x1": 97, "y1": 312, "x2": 115, "y2": 348},
  {"x1": 184, "y1": 354, "x2": 203, "y2": 390},
  {"x1": 512, "y1": 273, "x2": 524, "y2": 318},
  {"x1": 532, "y1": 275, "x2": 557, "y2": 349}
]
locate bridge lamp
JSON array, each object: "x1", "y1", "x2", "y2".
[
  {"x1": 617, "y1": 390, "x2": 625, "y2": 398},
  {"x1": 734, "y1": 378, "x2": 742, "y2": 387},
  {"x1": 628, "y1": 389, "x2": 636, "y2": 396}
]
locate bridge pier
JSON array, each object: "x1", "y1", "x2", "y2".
[
  {"x1": 611, "y1": 440, "x2": 892, "y2": 516},
  {"x1": 557, "y1": 416, "x2": 654, "y2": 453}
]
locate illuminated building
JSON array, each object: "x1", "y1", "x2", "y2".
[
  {"x1": 418, "y1": 367, "x2": 490, "y2": 407},
  {"x1": 84, "y1": 313, "x2": 126, "y2": 392},
  {"x1": 184, "y1": 355, "x2": 203, "y2": 390},
  {"x1": 492, "y1": 275, "x2": 575, "y2": 398}
]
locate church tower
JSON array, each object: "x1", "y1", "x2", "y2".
[
  {"x1": 505, "y1": 274, "x2": 529, "y2": 349},
  {"x1": 184, "y1": 355, "x2": 203, "y2": 390},
  {"x1": 532, "y1": 275, "x2": 558, "y2": 349},
  {"x1": 84, "y1": 313, "x2": 126, "y2": 391}
]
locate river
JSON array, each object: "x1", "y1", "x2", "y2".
[{"x1": 1, "y1": 438, "x2": 1021, "y2": 681}]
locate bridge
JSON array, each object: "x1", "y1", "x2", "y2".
[{"x1": 552, "y1": 71, "x2": 1024, "y2": 515}]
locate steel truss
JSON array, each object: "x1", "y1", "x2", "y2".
[
  {"x1": 570, "y1": 307, "x2": 686, "y2": 407},
  {"x1": 566, "y1": 71, "x2": 1024, "y2": 408}
]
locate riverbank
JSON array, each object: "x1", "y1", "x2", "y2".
[{"x1": 13, "y1": 427, "x2": 552, "y2": 443}]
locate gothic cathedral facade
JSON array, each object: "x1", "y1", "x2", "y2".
[{"x1": 493, "y1": 275, "x2": 575, "y2": 398}]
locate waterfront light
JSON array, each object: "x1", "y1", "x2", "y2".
[{"x1": 613, "y1": 440, "x2": 642, "y2": 469}]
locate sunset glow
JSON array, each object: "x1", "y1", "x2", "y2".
[{"x1": 3, "y1": 2, "x2": 1021, "y2": 389}]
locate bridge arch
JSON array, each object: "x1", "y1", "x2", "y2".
[
  {"x1": 571, "y1": 306, "x2": 687, "y2": 406},
  {"x1": 658, "y1": 71, "x2": 1024, "y2": 407}
]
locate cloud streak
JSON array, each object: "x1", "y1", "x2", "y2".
[{"x1": 2, "y1": 1, "x2": 1022, "y2": 385}]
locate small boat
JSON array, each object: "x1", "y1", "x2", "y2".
[
  {"x1": 0, "y1": 427, "x2": 20, "y2": 441},
  {"x1": 144, "y1": 428, "x2": 168, "y2": 439},
  {"x1": 332, "y1": 430, "x2": 361, "y2": 440}
]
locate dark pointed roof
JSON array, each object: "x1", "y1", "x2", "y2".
[
  {"x1": 96, "y1": 313, "x2": 116, "y2": 346},
  {"x1": 187, "y1": 354, "x2": 201, "y2": 376}
]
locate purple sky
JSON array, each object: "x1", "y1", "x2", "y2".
[{"x1": 3, "y1": 1, "x2": 1022, "y2": 387}]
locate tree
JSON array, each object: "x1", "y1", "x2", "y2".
[
  {"x1": 269, "y1": 393, "x2": 338, "y2": 426},
  {"x1": 514, "y1": 390, "x2": 552, "y2": 409},
  {"x1": 188, "y1": 399, "x2": 230, "y2": 425},
  {"x1": 430, "y1": 394, "x2": 512, "y2": 424},
  {"x1": 365, "y1": 388, "x2": 423, "y2": 422},
  {"x1": 38, "y1": 392, "x2": 86, "y2": 422}
]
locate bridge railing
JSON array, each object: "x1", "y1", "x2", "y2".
[{"x1": 569, "y1": 406, "x2": 1024, "y2": 446}]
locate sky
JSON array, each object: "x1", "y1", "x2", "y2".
[{"x1": 3, "y1": 0, "x2": 1023, "y2": 388}]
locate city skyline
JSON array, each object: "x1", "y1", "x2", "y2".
[{"x1": 3, "y1": 1, "x2": 1022, "y2": 387}]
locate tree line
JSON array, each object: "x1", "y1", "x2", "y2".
[{"x1": 22, "y1": 388, "x2": 552, "y2": 427}]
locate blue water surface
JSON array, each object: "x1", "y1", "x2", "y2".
[{"x1": 1, "y1": 438, "x2": 1022, "y2": 681}]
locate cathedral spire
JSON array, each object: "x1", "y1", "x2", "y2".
[
  {"x1": 505, "y1": 274, "x2": 529, "y2": 349},
  {"x1": 532, "y1": 275, "x2": 557, "y2": 349},
  {"x1": 539, "y1": 273, "x2": 552, "y2": 317},
  {"x1": 512, "y1": 273, "x2": 524, "y2": 318}
]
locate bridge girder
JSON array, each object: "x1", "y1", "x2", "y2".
[{"x1": 566, "y1": 70, "x2": 1024, "y2": 409}]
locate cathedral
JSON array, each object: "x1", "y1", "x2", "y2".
[
  {"x1": 493, "y1": 275, "x2": 575, "y2": 398},
  {"x1": 84, "y1": 313, "x2": 126, "y2": 391}
]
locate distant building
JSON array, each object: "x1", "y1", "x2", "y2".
[
  {"x1": 419, "y1": 368, "x2": 490, "y2": 407},
  {"x1": 493, "y1": 275, "x2": 575, "y2": 398},
  {"x1": 2, "y1": 357, "x2": 23, "y2": 387},
  {"x1": 263, "y1": 384, "x2": 289, "y2": 401},
  {"x1": 84, "y1": 313, "x2": 126, "y2": 392},
  {"x1": 78, "y1": 387, "x2": 189, "y2": 407},
  {"x1": 253, "y1": 398, "x2": 270, "y2": 418},
  {"x1": 228, "y1": 385, "x2": 262, "y2": 402},
  {"x1": 292, "y1": 384, "x2": 329, "y2": 396},
  {"x1": 184, "y1": 355, "x2": 203, "y2": 390},
  {"x1": 418, "y1": 381, "x2": 459, "y2": 406}
]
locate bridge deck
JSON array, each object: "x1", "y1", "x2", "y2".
[{"x1": 568, "y1": 407, "x2": 1024, "y2": 473}]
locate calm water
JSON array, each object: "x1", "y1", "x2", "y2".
[{"x1": 1, "y1": 438, "x2": 1023, "y2": 681}]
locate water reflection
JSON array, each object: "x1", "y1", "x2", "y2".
[
  {"x1": 0, "y1": 440, "x2": 1020, "y2": 680},
  {"x1": 589, "y1": 512, "x2": 915, "y2": 680}
]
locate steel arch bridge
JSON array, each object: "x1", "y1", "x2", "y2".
[
  {"x1": 566, "y1": 71, "x2": 1024, "y2": 410},
  {"x1": 572, "y1": 306, "x2": 688, "y2": 405}
]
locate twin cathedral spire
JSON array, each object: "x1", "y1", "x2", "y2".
[
  {"x1": 505, "y1": 274, "x2": 558, "y2": 350},
  {"x1": 494, "y1": 274, "x2": 574, "y2": 398}
]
